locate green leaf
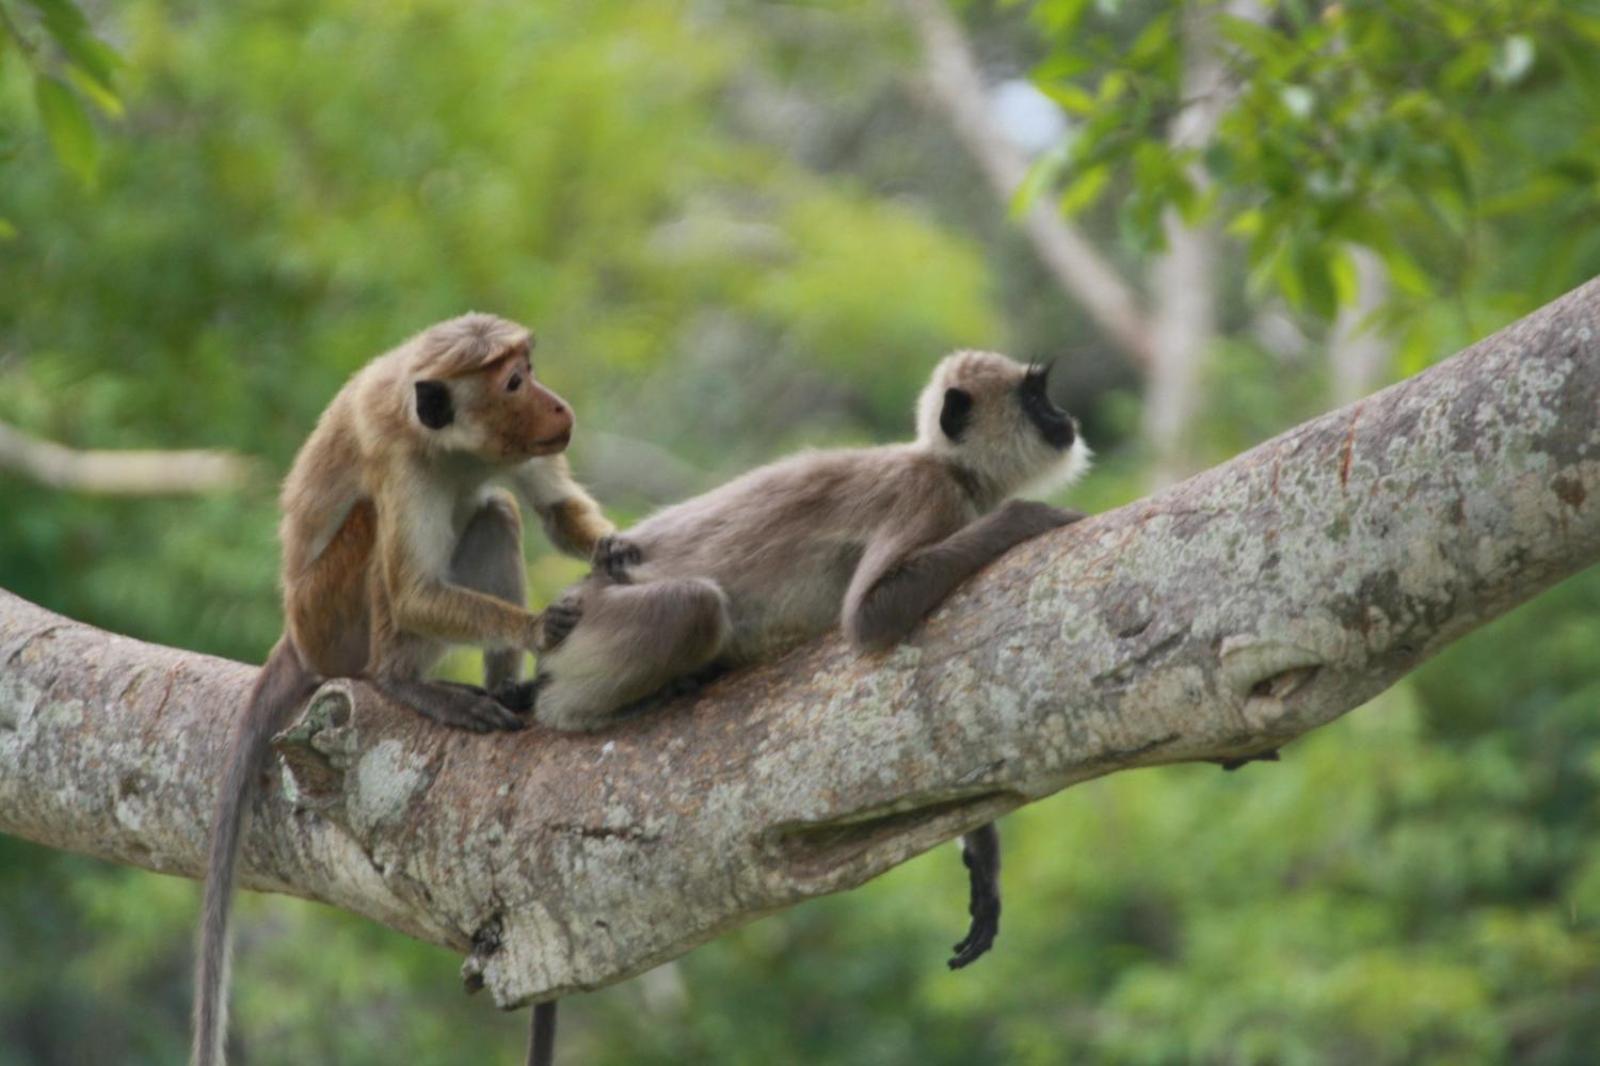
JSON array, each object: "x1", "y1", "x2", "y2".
[
  {"x1": 1057, "y1": 161, "x2": 1109, "y2": 217},
  {"x1": 23, "y1": 0, "x2": 121, "y2": 93},
  {"x1": 0, "y1": 217, "x2": 17, "y2": 241},
  {"x1": 1010, "y1": 141, "x2": 1071, "y2": 216},
  {"x1": 1293, "y1": 237, "x2": 1338, "y2": 319},
  {"x1": 34, "y1": 73, "x2": 100, "y2": 186},
  {"x1": 1377, "y1": 243, "x2": 1432, "y2": 299},
  {"x1": 1215, "y1": 14, "x2": 1289, "y2": 63},
  {"x1": 1042, "y1": 81, "x2": 1096, "y2": 116},
  {"x1": 1330, "y1": 245, "x2": 1360, "y2": 310},
  {"x1": 67, "y1": 64, "x2": 122, "y2": 117}
]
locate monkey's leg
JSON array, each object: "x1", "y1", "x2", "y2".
[
  {"x1": 534, "y1": 577, "x2": 731, "y2": 732},
  {"x1": 948, "y1": 823, "x2": 1001, "y2": 969},
  {"x1": 452, "y1": 489, "x2": 529, "y2": 694}
]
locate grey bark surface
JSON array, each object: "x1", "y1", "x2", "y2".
[{"x1": 2, "y1": 277, "x2": 1599, "y2": 1010}]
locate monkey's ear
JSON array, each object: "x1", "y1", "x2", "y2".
[
  {"x1": 939, "y1": 387, "x2": 973, "y2": 442},
  {"x1": 414, "y1": 380, "x2": 455, "y2": 430}
]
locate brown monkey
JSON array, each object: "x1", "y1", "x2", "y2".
[
  {"x1": 192, "y1": 313, "x2": 612, "y2": 1066},
  {"x1": 527, "y1": 349, "x2": 1090, "y2": 971}
]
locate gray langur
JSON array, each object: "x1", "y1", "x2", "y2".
[{"x1": 513, "y1": 349, "x2": 1091, "y2": 981}]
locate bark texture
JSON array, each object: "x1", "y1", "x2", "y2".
[{"x1": 2, "y1": 277, "x2": 1599, "y2": 1010}]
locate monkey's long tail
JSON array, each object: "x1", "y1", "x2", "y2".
[
  {"x1": 528, "y1": 1001, "x2": 558, "y2": 1066},
  {"x1": 192, "y1": 637, "x2": 318, "y2": 1066}
]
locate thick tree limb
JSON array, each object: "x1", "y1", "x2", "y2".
[
  {"x1": 0, "y1": 420, "x2": 255, "y2": 494},
  {"x1": 2, "y1": 278, "x2": 1599, "y2": 1010}
]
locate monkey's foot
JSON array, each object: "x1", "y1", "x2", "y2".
[
  {"x1": 1214, "y1": 748, "x2": 1281, "y2": 771},
  {"x1": 659, "y1": 662, "x2": 731, "y2": 700},
  {"x1": 374, "y1": 678, "x2": 526, "y2": 732},
  {"x1": 493, "y1": 675, "x2": 546, "y2": 715},
  {"x1": 949, "y1": 824, "x2": 1001, "y2": 970},
  {"x1": 593, "y1": 534, "x2": 643, "y2": 584}
]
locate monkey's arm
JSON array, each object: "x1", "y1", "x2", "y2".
[
  {"x1": 506, "y1": 455, "x2": 616, "y2": 559},
  {"x1": 846, "y1": 499, "x2": 1084, "y2": 970},
  {"x1": 378, "y1": 493, "x2": 546, "y2": 652},
  {"x1": 843, "y1": 499, "x2": 1085, "y2": 652}
]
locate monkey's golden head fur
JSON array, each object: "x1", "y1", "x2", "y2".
[
  {"x1": 915, "y1": 349, "x2": 1091, "y2": 499},
  {"x1": 396, "y1": 312, "x2": 575, "y2": 464}
]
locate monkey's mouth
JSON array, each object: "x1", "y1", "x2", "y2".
[
  {"x1": 529, "y1": 429, "x2": 572, "y2": 454},
  {"x1": 763, "y1": 790, "x2": 1022, "y2": 885}
]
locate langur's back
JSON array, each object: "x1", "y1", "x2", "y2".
[{"x1": 626, "y1": 444, "x2": 953, "y2": 660}]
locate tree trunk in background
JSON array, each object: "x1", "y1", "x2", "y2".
[
  {"x1": 1142, "y1": 1, "x2": 1266, "y2": 487},
  {"x1": 1329, "y1": 246, "x2": 1395, "y2": 405},
  {"x1": 3, "y1": 274, "x2": 1598, "y2": 1009},
  {"x1": 903, "y1": 0, "x2": 1154, "y2": 370}
]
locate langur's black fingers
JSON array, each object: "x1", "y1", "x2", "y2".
[
  {"x1": 950, "y1": 879, "x2": 1000, "y2": 966},
  {"x1": 593, "y1": 534, "x2": 642, "y2": 584},
  {"x1": 949, "y1": 902, "x2": 999, "y2": 969},
  {"x1": 541, "y1": 600, "x2": 583, "y2": 650}
]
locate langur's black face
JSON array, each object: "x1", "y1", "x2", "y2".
[{"x1": 1017, "y1": 362, "x2": 1077, "y2": 450}]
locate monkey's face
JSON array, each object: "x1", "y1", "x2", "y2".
[
  {"x1": 413, "y1": 346, "x2": 575, "y2": 463},
  {"x1": 917, "y1": 350, "x2": 1091, "y2": 496}
]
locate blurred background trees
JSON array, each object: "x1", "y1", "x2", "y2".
[{"x1": 1, "y1": 0, "x2": 1597, "y2": 1062}]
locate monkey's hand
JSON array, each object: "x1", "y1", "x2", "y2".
[
  {"x1": 593, "y1": 534, "x2": 643, "y2": 584},
  {"x1": 538, "y1": 595, "x2": 583, "y2": 652},
  {"x1": 949, "y1": 824, "x2": 1001, "y2": 970}
]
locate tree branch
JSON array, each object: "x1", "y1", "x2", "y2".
[
  {"x1": 2, "y1": 277, "x2": 1599, "y2": 1010},
  {"x1": 901, "y1": 0, "x2": 1155, "y2": 368},
  {"x1": 0, "y1": 420, "x2": 255, "y2": 494}
]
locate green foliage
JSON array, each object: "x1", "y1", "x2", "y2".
[
  {"x1": 1020, "y1": 0, "x2": 1600, "y2": 322},
  {"x1": 0, "y1": 0, "x2": 121, "y2": 201}
]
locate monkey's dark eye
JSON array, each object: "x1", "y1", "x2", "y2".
[{"x1": 506, "y1": 374, "x2": 523, "y2": 393}]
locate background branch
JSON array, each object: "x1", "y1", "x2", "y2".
[{"x1": 0, "y1": 420, "x2": 255, "y2": 495}]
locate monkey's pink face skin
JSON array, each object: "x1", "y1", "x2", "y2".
[{"x1": 469, "y1": 350, "x2": 574, "y2": 461}]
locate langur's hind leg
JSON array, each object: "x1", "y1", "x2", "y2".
[{"x1": 533, "y1": 577, "x2": 731, "y2": 732}]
